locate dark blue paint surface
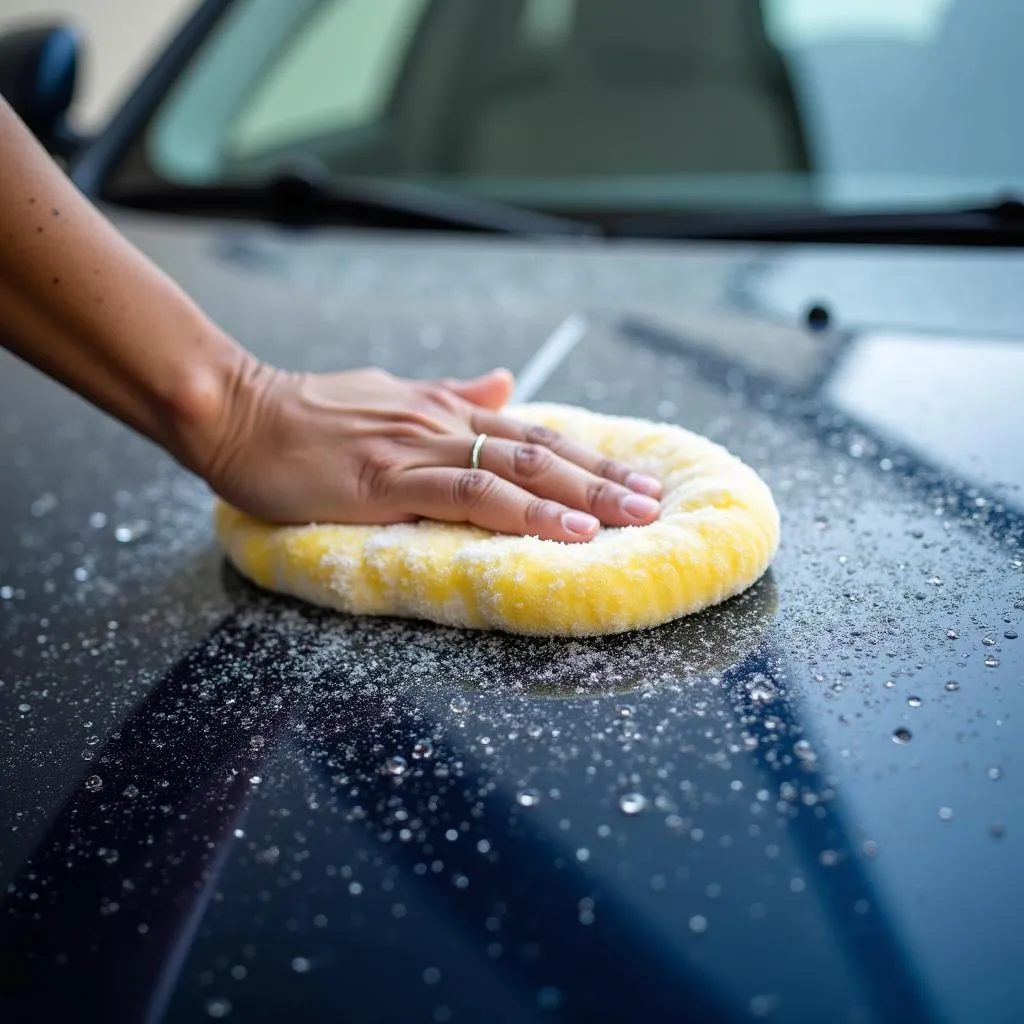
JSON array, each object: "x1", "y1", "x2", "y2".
[{"x1": 1, "y1": 214, "x2": 1022, "y2": 1024}]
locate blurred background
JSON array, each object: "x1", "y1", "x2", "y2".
[
  {"x1": 0, "y1": 0, "x2": 191, "y2": 127},
  {"x1": 1, "y1": 0, "x2": 1017, "y2": 218}
]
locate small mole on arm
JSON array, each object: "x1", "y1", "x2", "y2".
[
  {"x1": 52, "y1": 277, "x2": 60, "y2": 285},
  {"x1": 51, "y1": 208, "x2": 60, "y2": 217},
  {"x1": 28, "y1": 197, "x2": 36, "y2": 205}
]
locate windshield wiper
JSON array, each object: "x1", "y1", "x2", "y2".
[
  {"x1": 106, "y1": 164, "x2": 598, "y2": 239},
  {"x1": 606, "y1": 197, "x2": 1024, "y2": 247}
]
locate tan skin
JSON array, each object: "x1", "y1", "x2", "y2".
[{"x1": 0, "y1": 98, "x2": 662, "y2": 541}]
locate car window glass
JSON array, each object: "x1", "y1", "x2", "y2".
[
  {"x1": 764, "y1": 0, "x2": 953, "y2": 45},
  {"x1": 227, "y1": 0, "x2": 428, "y2": 160},
  {"x1": 139, "y1": 0, "x2": 1024, "y2": 216},
  {"x1": 519, "y1": 0, "x2": 577, "y2": 48}
]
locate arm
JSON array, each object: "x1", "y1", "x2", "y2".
[
  {"x1": 0, "y1": 98, "x2": 661, "y2": 542},
  {"x1": 0, "y1": 97, "x2": 245, "y2": 475}
]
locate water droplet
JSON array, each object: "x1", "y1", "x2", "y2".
[
  {"x1": 618, "y1": 792, "x2": 647, "y2": 815},
  {"x1": 206, "y1": 998, "x2": 232, "y2": 1018},
  {"x1": 412, "y1": 739, "x2": 434, "y2": 760},
  {"x1": 944, "y1": 680, "x2": 960, "y2": 692},
  {"x1": 526, "y1": 723, "x2": 543, "y2": 739},
  {"x1": 123, "y1": 784, "x2": 139, "y2": 798},
  {"x1": 793, "y1": 739, "x2": 817, "y2": 763},
  {"x1": 537, "y1": 986, "x2": 563, "y2": 1011},
  {"x1": 89, "y1": 511, "x2": 108, "y2": 529},
  {"x1": 987, "y1": 766, "x2": 1003, "y2": 781},
  {"x1": 617, "y1": 705, "x2": 634, "y2": 719},
  {"x1": 983, "y1": 636, "x2": 997, "y2": 646},
  {"x1": 17, "y1": 702, "x2": 30, "y2": 713},
  {"x1": 749, "y1": 994, "x2": 779, "y2": 1019},
  {"x1": 249, "y1": 775, "x2": 262, "y2": 785},
  {"x1": 938, "y1": 806, "x2": 954, "y2": 821},
  {"x1": 1005, "y1": 630, "x2": 1018, "y2": 640},
  {"x1": 98, "y1": 847, "x2": 119, "y2": 865},
  {"x1": 689, "y1": 915, "x2": 708, "y2": 934},
  {"x1": 984, "y1": 655, "x2": 1000, "y2": 668},
  {"x1": 114, "y1": 520, "x2": 149, "y2": 544},
  {"x1": 249, "y1": 735, "x2": 265, "y2": 750},
  {"x1": 516, "y1": 788, "x2": 541, "y2": 807},
  {"x1": 84, "y1": 774, "x2": 103, "y2": 792},
  {"x1": 81, "y1": 750, "x2": 94, "y2": 761},
  {"x1": 84, "y1": 734, "x2": 100, "y2": 746},
  {"x1": 450, "y1": 697, "x2": 468, "y2": 715},
  {"x1": 892, "y1": 728, "x2": 912, "y2": 745},
  {"x1": 883, "y1": 680, "x2": 895, "y2": 690},
  {"x1": 989, "y1": 822, "x2": 1007, "y2": 840},
  {"x1": 946, "y1": 629, "x2": 959, "y2": 640},
  {"x1": 30, "y1": 492, "x2": 58, "y2": 517},
  {"x1": 422, "y1": 967, "x2": 441, "y2": 985},
  {"x1": 928, "y1": 575, "x2": 943, "y2": 586},
  {"x1": 907, "y1": 696, "x2": 922, "y2": 708},
  {"x1": 291, "y1": 957, "x2": 311, "y2": 973},
  {"x1": 384, "y1": 755, "x2": 408, "y2": 777}
]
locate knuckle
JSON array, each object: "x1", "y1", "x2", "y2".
[
  {"x1": 524, "y1": 424, "x2": 560, "y2": 448},
  {"x1": 389, "y1": 417, "x2": 434, "y2": 441},
  {"x1": 596, "y1": 458, "x2": 626, "y2": 481},
  {"x1": 358, "y1": 447, "x2": 401, "y2": 502},
  {"x1": 512, "y1": 443, "x2": 551, "y2": 479},
  {"x1": 585, "y1": 478, "x2": 617, "y2": 510},
  {"x1": 423, "y1": 383, "x2": 458, "y2": 410},
  {"x1": 523, "y1": 498, "x2": 552, "y2": 529},
  {"x1": 452, "y1": 469, "x2": 494, "y2": 508}
]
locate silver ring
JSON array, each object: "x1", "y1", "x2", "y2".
[{"x1": 470, "y1": 433, "x2": 488, "y2": 471}]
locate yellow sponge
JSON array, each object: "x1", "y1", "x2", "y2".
[{"x1": 213, "y1": 403, "x2": 780, "y2": 636}]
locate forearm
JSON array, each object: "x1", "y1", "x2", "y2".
[{"x1": 0, "y1": 97, "x2": 252, "y2": 473}]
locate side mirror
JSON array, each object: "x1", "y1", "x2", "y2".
[{"x1": 0, "y1": 23, "x2": 83, "y2": 158}]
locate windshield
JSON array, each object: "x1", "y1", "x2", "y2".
[{"x1": 119, "y1": 0, "x2": 1022, "y2": 218}]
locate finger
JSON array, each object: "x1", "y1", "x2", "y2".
[
  {"x1": 394, "y1": 467, "x2": 601, "y2": 542},
  {"x1": 436, "y1": 436, "x2": 659, "y2": 527},
  {"x1": 439, "y1": 368, "x2": 514, "y2": 411},
  {"x1": 471, "y1": 410, "x2": 663, "y2": 498}
]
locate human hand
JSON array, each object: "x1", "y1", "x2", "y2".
[{"x1": 199, "y1": 364, "x2": 662, "y2": 543}]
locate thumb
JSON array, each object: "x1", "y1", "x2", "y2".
[{"x1": 442, "y1": 368, "x2": 514, "y2": 410}]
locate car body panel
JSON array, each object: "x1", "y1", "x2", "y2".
[{"x1": 1, "y1": 215, "x2": 1022, "y2": 1024}]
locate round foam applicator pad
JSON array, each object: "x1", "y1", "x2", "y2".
[{"x1": 213, "y1": 403, "x2": 780, "y2": 636}]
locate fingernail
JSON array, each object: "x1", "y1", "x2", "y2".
[
  {"x1": 622, "y1": 493, "x2": 660, "y2": 519},
  {"x1": 562, "y1": 511, "x2": 600, "y2": 536},
  {"x1": 626, "y1": 473, "x2": 662, "y2": 497}
]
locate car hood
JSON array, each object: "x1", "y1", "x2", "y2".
[{"x1": 1, "y1": 214, "x2": 1022, "y2": 1024}]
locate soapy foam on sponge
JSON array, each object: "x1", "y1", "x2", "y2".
[{"x1": 214, "y1": 403, "x2": 780, "y2": 636}]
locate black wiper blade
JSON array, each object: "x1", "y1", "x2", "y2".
[
  {"x1": 106, "y1": 164, "x2": 598, "y2": 239},
  {"x1": 608, "y1": 196, "x2": 1024, "y2": 247}
]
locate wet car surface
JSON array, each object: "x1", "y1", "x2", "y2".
[{"x1": 2, "y1": 218, "x2": 1023, "y2": 1023}]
